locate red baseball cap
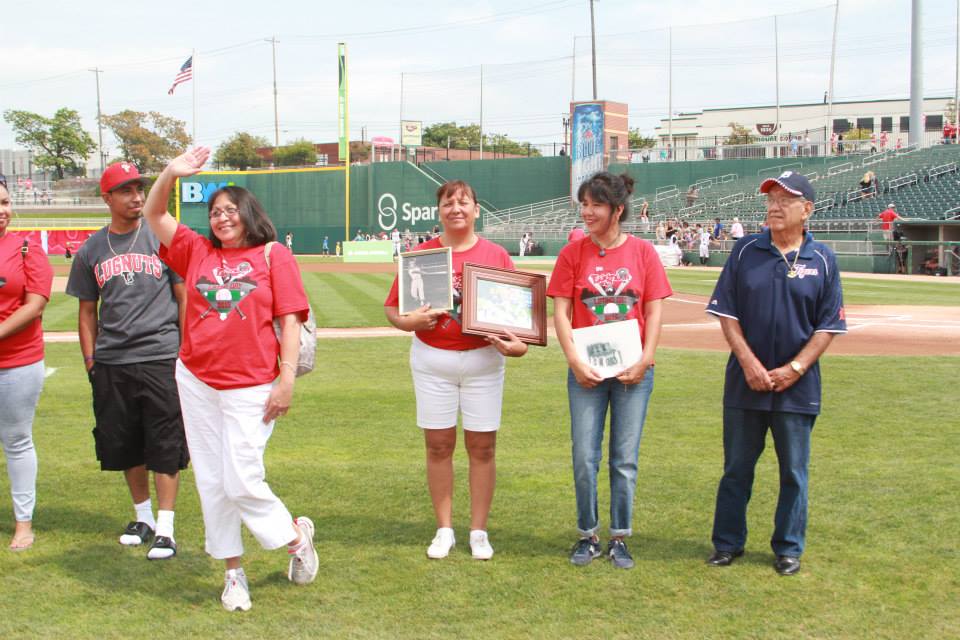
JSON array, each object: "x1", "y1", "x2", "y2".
[{"x1": 100, "y1": 162, "x2": 150, "y2": 193}]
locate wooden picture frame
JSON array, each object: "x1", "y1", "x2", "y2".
[
  {"x1": 397, "y1": 247, "x2": 453, "y2": 315},
  {"x1": 461, "y1": 263, "x2": 548, "y2": 346}
]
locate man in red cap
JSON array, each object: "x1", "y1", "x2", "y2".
[{"x1": 66, "y1": 162, "x2": 188, "y2": 560}]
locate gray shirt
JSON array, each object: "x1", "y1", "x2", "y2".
[{"x1": 66, "y1": 222, "x2": 182, "y2": 365}]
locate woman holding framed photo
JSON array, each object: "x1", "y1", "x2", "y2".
[
  {"x1": 384, "y1": 180, "x2": 527, "y2": 561},
  {"x1": 547, "y1": 171, "x2": 673, "y2": 570}
]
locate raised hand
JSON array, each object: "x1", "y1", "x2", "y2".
[{"x1": 167, "y1": 146, "x2": 212, "y2": 178}]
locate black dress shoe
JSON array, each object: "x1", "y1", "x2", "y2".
[
  {"x1": 774, "y1": 555, "x2": 801, "y2": 575},
  {"x1": 706, "y1": 549, "x2": 744, "y2": 566}
]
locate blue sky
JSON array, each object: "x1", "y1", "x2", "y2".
[{"x1": 0, "y1": 0, "x2": 956, "y2": 156}]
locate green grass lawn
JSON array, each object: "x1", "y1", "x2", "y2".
[
  {"x1": 0, "y1": 342, "x2": 956, "y2": 638},
  {"x1": 42, "y1": 268, "x2": 960, "y2": 335},
  {"x1": 664, "y1": 269, "x2": 960, "y2": 305}
]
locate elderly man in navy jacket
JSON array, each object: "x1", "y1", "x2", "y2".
[{"x1": 704, "y1": 171, "x2": 846, "y2": 576}]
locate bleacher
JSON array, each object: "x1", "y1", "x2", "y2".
[{"x1": 484, "y1": 144, "x2": 960, "y2": 238}]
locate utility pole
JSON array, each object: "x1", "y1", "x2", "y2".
[
  {"x1": 266, "y1": 36, "x2": 280, "y2": 147},
  {"x1": 589, "y1": 0, "x2": 598, "y2": 100},
  {"x1": 774, "y1": 15, "x2": 781, "y2": 141},
  {"x1": 399, "y1": 72, "x2": 404, "y2": 154},
  {"x1": 480, "y1": 64, "x2": 484, "y2": 160},
  {"x1": 89, "y1": 68, "x2": 105, "y2": 173},
  {"x1": 563, "y1": 115, "x2": 570, "y2": 155},
  {"x1": 571, "y1": 37, "x2": 577, "y2": 103},
  {"x1": 668, "y1": 27, "x2": 673, "y2": 160},
  {"x1": 826, "y1": 1, "x2": 840, "y2": 154},
  {"x1": 955, "y1": 0, "x2": 959, "y2": 136}
]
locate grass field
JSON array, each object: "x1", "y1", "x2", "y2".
[
  {"x1": 0, "y1": 341, "x2": 957, "y2": 639},
  {"x1": 40, "y1": 266, "x2": 960, "y2": 334}
]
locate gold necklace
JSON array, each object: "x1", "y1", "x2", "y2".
[
  {"x1": 592, "y1": 232, "x2": 624, "y2": 257},
  {"x1": 776, "y1": 245, "x2": 802, "y2": 278},
  {"x1": 106, "y1": 220, "x2": 142, "y2": 257}
]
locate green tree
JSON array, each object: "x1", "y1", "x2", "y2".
[
  {"x1": 421, "y1": 122, "x2": 537, "y2": 155},
  {"x1": 725, "y1": 122, "x2": 755, "y2": 145},
  {"x1": 215, "y1": 132, "x2": 269, "y2": 170},
  {"x1": 422, "y1": 122, "x2": 480, "y2": 148},
  {"x1": 3, "y1": 108, "x2": 96, "y2": 179},
  {"x1": 100, "y1": 110, "x2": 190, "y2": 172},
  {"x1": 628, "y1": 128, "x2": 656, "y2": 149},
  {"x1": 272, "y1": 139, "x2": 317, "y2": 166},
  {"x1": 844, "y1": 127, "x2": 872, "y2": 141}
]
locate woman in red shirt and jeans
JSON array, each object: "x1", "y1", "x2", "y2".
[
  {"x1": 0, "y1": 178, "x2": 53, "y2": 551},
  {"x1": 548, "y1": 172, "x2": 672, "y2": 569}
]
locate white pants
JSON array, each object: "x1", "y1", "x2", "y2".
[
  {"x1": 410, "y1": 337, "x2": 505, "y2": 431},
  {"x1": 175, "y1": 361, "x2": 295, "y2": 559}
]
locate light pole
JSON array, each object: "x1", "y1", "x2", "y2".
[{"x1": 89, "y1": 68, "x2": 105, "y2": 174}]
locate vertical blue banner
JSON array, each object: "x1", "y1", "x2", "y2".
[{"x1": 570, "y1": 103, "x2": 605, "y2": 203}]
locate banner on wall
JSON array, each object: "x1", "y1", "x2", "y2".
[
  {"x1": 338, "y1": 43, "x2": 348, "y2": 161},
  {"x1": 570, "y1": 103, "x2": 605, "y2": 204},
  {"x1": 400, "y1": 120, "x2": 423, "y2": 147},
  {"x1": 343, "y1": 240, "x2": 394, "y2": 263},
  {"x1": 8, "y1": 229, "x2": 98, "y2": 256}
]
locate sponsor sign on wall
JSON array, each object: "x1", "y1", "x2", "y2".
[
  {"x1": 401, "y1": 120, "x2": 423, "y2": 147},
  {"x1": 570, "y1": 103, "x2": 604, "y2": 203}
]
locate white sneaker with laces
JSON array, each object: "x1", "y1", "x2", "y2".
[
  {"x1": 287, "y1": 516, "x2": 319, "y2": 585},
  {"x1": 221, "y1": 569, "x2": 251, "y2": 612},
  {"x1": 426, "y1": 527, "x2": 455, "y2": 559},
  {"x1": 469, "y1": 530, "x2": 494, "y2": 560}
]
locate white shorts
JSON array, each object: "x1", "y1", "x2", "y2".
[{"x1": 410, "y1": 336, "x2": 506, "y2": 431}]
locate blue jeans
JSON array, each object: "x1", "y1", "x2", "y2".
[
  {"x1": 711, "y1": 407, "x2": 817, "y2": 557},
  {"x1": 568, "y1": 367, "x2": 654, "y2": 537}
]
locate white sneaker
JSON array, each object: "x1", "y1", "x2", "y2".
[
  {"x1": 287, "y1": 516, "x2": 319, "y2": 585},
  {"x1": 426, "y1": 527, "x2": 455, "y2": 559},
  {"x1": 469, "y1": 530, "x2": 494, "y2": 560},
  {"x1": 221, "y1": 569, "x2": 251, "y2": 612}
]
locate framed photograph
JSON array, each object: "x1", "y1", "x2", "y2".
[
  {"x1": 398, "y1": 247, "x2": 453, "y2": 315},
  {"x1": 461, "y1": 263, "x2": 548, "y2": 346},
  {"x1": 571, "y1": 319, "x2": 642, "y2": 378}
]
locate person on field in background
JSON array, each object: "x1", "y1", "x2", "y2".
[
  {"x1": 66, "y1": 162, "x2": 188, "y2": 561},
  {"x1": 704, "y1": 171, "x2": 845, "y2": 576}
]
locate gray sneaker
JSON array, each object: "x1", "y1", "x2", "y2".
[
  {"x1": 607, "y1": 539, "x2": 635, "y2": 569},
  {"x1": 569, "y1": 537, "x2": 602, "y2": 566},
  {"x1": 287, "y1": 517, "x2": 318, "y2": 585}
]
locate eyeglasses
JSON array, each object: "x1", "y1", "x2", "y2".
[
  {"x1": 209, "y1": 206, "x2": 240, "y2": 220},
  {"x1": 766, "y1": 195, "x2": 806, "y2": 207}
]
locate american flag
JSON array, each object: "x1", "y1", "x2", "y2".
[{"x1": 167, "y1": 56, "x2": 193, "y2": 95}]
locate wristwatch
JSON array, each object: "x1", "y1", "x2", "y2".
[{"x1": 789, "y1": 360, "x2": 806, "y2": 376}]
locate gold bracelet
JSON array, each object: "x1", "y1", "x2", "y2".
[{"x1": 279, "y1": 361, "x2": 297, "y2": 373}]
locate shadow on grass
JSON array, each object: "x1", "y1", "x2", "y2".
[
  {"x1": 37, "y1": 504, "x2": 116, "y2": 536},
  {"x1": 51, "y1": 542, "x2": 215, "y2": 605}
]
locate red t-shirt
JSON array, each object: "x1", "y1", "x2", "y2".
[
  {"x1": 878, "y1": 209, "x2": 898, "y2": 230},
  {"x1": 0, "y1": 234, "x2": 53, "y2": 368},
  {"x1": 160, "y1": 224, "x2": 309, "y2": 389},
  {"x1": 547, "y1": 235, "x2": 673, "y2": 341},
  {"x1": 384, "y1": 236, "x2": 514, "y2": 350}
]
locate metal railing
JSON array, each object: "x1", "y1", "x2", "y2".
[
  {"x1": 827, "y1": 162, "x2": 854, "y2": 177},
  {"x1": 888, "y1": 173, "x2": 919, "y2": 190},
  {"x1": 928, "y1": 162, "x2": 958, "y2": 179}
]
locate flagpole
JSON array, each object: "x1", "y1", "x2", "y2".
[{"x1": 192, "y1": 49, "x2": 198, "y2": 144}]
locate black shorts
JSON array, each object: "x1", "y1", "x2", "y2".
[{"x1": 89, "y1": 359, "x2": 189, "y2": 474}]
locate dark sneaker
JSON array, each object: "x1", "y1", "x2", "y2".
[
  {"x1": 569, "y1": 537, "x2": 602, "y2": 566},
  {"x1": 607, "y1": 539, "x2": 635, "y2": 569},
  {"x1": 119, "y1": 521, "x2": 154, "y2": 546},
  {"x1": 147, "y1": 535, "x2": 177, "y2": 560}
]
